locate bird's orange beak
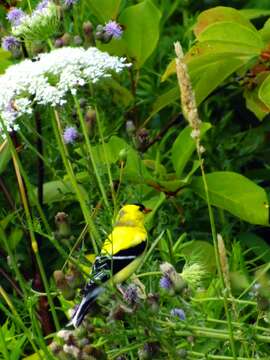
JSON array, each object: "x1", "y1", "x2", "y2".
[{"x1": 143, "y1": 208, "x2": 152, "y2": 214}]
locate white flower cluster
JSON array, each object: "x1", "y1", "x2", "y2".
[
  {"x1": 0, "y1": 47, "x2": 131, "y2": 134},
  {"x1": 12, "y1": 1, "x2": 58, "y2": 41}
]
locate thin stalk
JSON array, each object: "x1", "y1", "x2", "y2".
[
  {"x1": 12, "y1": 155, "x2": 60, "y2": 331},
  {"x1": 187, "y1": 351, "x2": 255, "y2": 360},
  {"x1": 73, "y1": 96, "x2": 111, "y2": 211},
  {"x1": 52, "y1": 109, "x2": 100, "y2": 252},
  {"x1": 95, "y1": 105, "x2": 116, "y2": 212}
]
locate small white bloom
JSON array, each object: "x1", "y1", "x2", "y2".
[
  {"x1": 57, "y1": 329, "x2": 72, "y2": 341},
  {"x1": 0, "y1": 47, "x2": 131, "y2": 136}
]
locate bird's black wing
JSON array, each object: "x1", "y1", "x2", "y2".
[{"x1": 83, "y1": 241, "x2": 147, "y2": 294}]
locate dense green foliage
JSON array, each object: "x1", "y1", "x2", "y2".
[{"x1": 1, "y1": 0, "x2": 270, "y2": 359}]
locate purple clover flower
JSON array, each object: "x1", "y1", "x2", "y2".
[
  {"x1": 160, "y1": 275, "x2": 172, "y2": 290},
  {"x1": 123, "y1": 284, "x2": 139, "y2": 305},
  {"x1": 6, "y1": 8, "x2": 25, "y2": 26},
  {"x1": 63, "y1": 126, "x2": 78, "y2": 144},
  {"x1": 2, "y1": 36, "x2": 20, "y2": 51},
  {"x1": 170, "y1": 308, "x2": 186, "y2": 321},
  {"x1": 64, "y1": 0, "x2": 78, "y2": 6},
  {"x1": 104, "y1": 20, "x2": 123, "y2": 39}
]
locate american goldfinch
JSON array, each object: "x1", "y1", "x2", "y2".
[{"x1": 69, "y1": 203, "x2": 151, "y2": 327}]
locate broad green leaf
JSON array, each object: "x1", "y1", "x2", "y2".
[
  {"x1": 259, "y1": 18, "x2": 270, "y2": 43},
  {"x1": 91, "y1": 135, "x2": 127, "y2": 164},
  {"x1": 86, "y1": 0, "x2": 122, "y2": 22},
  {"x1": 172, "y1": 123, "x2": 211, "y2": 177},
  {"x1": 190, "y1": 171, "x2": 269, "y2": 225},
  {"x1": 100, "y1": 0, "x2": 161, "y2": 67},
  {"x1": 34, "y1": 180, "x2": 89, "y2": 204},
  {"x1": 181, "y1": 240, "x2": 216, "y2": 273},
  {"x1": 9, "y1": 228, "x2": 23, "y2": 250},
  {"x1": 258, "y1": 73, "x2": 270, "y2": 110},
  {"x1": 148, "y1": 86, "x2": 179, "y2": 120},
  {"x1": 240, "y1": 9, "x2": 270, "y2": 20},
  {"x1": 194, "y1": 6, "x2": 258, "y2": 38},
  {"x1": 244, "y1": 87, "x2": 270, "y2": 121},
  {"x1": 197, "y1": 22, "x2": 263, "y2": 50},
  {"x1": 118, "y1": 0, "x2": 161, "y2": 67}
]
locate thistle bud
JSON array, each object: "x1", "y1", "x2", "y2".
[
  {"x1": 102, "y1": 32, "x2": 113, "y2": 44},
  {"x1": 146, "y1": 293, "x2": 159, "y2": 313},
  {"x1": 55, "y1": 38, "x2": 64, "y2": 48},
  {"x1": 61, "y1": 33, "x2": 71, "y2": 46},
  {"x1": 85, "y1": 108, "x2": 96, "y2": 134},
  {"x1": 74, "y1": 35, "x2": 83, "y2": 46},
  {"x1": 160, "y1": 262, "x2": 186, "y2": 294},
  {"x1": 109, "y1": 304, "x2": 133, "y2": 321},
  {"x1": 53, "y1": 270, "x2": 75, "y2": 300},
  {"x1": 83, "y1": 21, "x2": 93, "y2": 36},
  {"x1": 65, "y1": 265, "x2": 84, "y2": 289},
  {"x1": 55, "y1": 212, "x2": 71, "y2": 238}
]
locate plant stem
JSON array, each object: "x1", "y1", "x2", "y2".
[
  {"x1": 73, "y1": 96, "x2": 111, "y2": 212},
  {"x1": 52, "y1": 109, "x2": 100, "y2": 252}
]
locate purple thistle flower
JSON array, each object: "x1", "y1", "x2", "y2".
[
  {"x1": 63, "y1": 126, "x2": 78, "y2": 144},
  {"x1": 6, "y1": 8, "x2": 25, "y2": 26},
  {"x1": 160, "y1": 275, "x2": 172, "y2": 290},
  {"x1": 170, "y1": 308, "x2": 186, "y2": 321},
  {"x1": 2, "y1": 36, "x2": 20, "y2": 51},
  {"x1": 64, "y1": 0, "x2": 78, "y2": 6},
  {"x1": 123, "y1": 284, "x2": 139, "y2": 305},
  {"x1": 104, "y1": 20, "x2": 123, "y2": 39},
  {"x1": 36, "y1": 0, "x2": 50, "y2": 12}
]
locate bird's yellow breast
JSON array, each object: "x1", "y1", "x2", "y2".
[{"x1": 101, "y1": 225, "x2": 147, "y2": 256}]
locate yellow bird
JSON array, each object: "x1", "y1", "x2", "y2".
[{"x1": 69, "y1": 203, "x2": 151, "y2": 327}]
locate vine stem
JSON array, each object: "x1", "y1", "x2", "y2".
[{"x1": 52, "y1": 109, "x2": 101, "y2": 252}]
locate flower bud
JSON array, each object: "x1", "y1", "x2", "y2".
[
  {"x1": 85, "y1": 108, "x2": 96, "y2": 134},
  {"x1": 136, "y1": 128, "x2": 149, "y2": 149},
  {"x1": 160, "y1": 262, "x2": 186, "y2": 293},
  {"x1": 53, "y1": 270, "x2": 76, "y2": 300},
  {"x1": 55, "y1": 212, "x2": 71, "y2": 238},
  {"x1": 74, "y1": 35, "x2": 82, "y2": 46},
  {"x1": 95, "y1": 31, "x2": 104, "y2": 41},
  {"x1": 61, "y1": 33, "x2": 71, "y2": 46},
  {"x1": 65, "y1": 265, "x2": 84, "y2": 289},
  {"x1": 83, "y1": 21, "x2": 93, "y2": 36},
  {"x1": 55, "y1": 38, "x2": 64, "y2": 48},
  {"x1": 102, "y1": 32, "x2": 113, "y2": 44},
  {"x1": 109, "y1": 304, "x2": 133, "y2": 321},
  {"x1": 146, "y1": 293, "x2": 159, "y2": 313},
  {"x1": 118, "y1": 148, "x2": 128, "y2": 163}
]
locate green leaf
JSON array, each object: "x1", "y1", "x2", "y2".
[
  {"x1": 121, "y1": 0, "x2": 161, "y2": 67},
  {"x1": 86, "y1": 0, "x2": 122, "y2": 22},
  {"x1": 148, "y1": 86, "x2": 179, "y2": 120},
  {"x1": 194, "y1": 6, "x2": 258, "y2": 38},
  {"x1": 91, "y1": 135, "x2": 128, "y2": 164},
  {"x1": 258, "y1": 73, "x2": 270, "y2": 108},
  {"x1": 244, "y1": 87, "x2": 270, "y2": 121},
  {"x1": 190, "y1": 171, "x2": 269, "y2": 225},
  {"x1": 9, "y1": 228, "x2": 23, "y2": 250},
  {"x1": 103, "y1": 0, "x2": 161, "y2": 68},
  {"x1": 240, "y1": 8, "x2": 270, "y2": 20},
  {"x1": 259, "y1": 18, "x2": 270, "y2": 43},
  {"x1": 34, "y1": 180, "x2": 89, "y2": 204},
  {"x1": 162, "y1": 40, "x2": 258, "y2": 105},
  {"x1": 171, "y1": 123, "x2": 211, "y2": 177}
]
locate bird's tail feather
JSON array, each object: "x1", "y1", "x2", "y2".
[{"x1": 67, "y1": 285, "x2": 104, "y2": 328}]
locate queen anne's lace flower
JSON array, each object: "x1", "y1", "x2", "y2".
[{"x1": 0, "y1": 47, "x2": 130, "y2": 135}]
